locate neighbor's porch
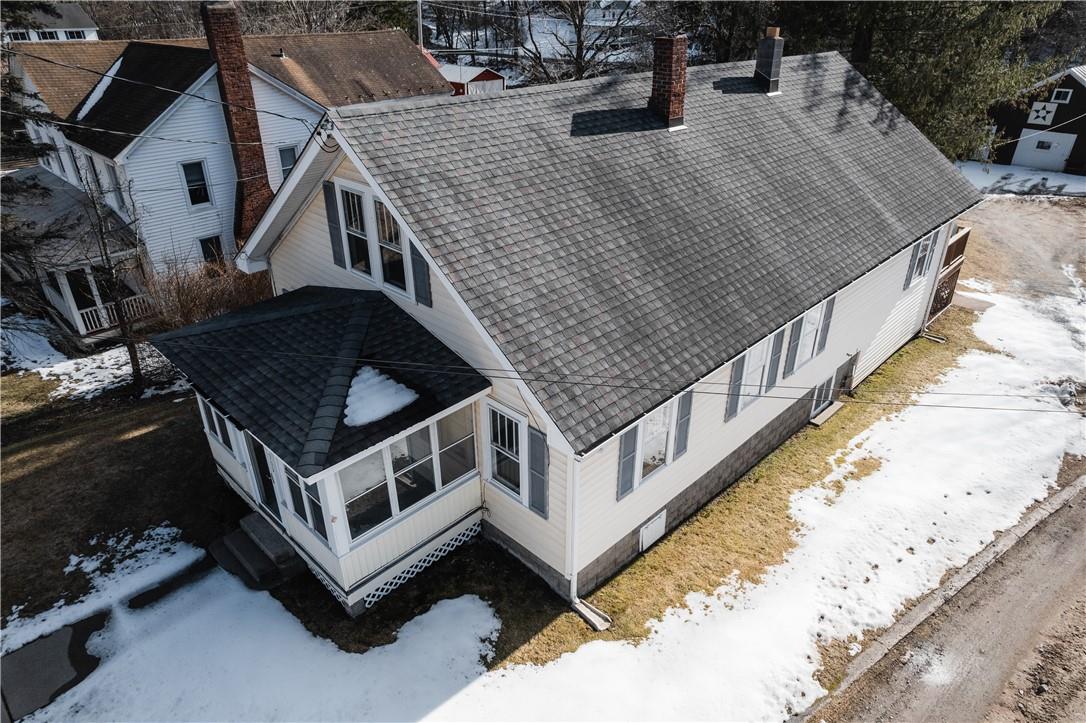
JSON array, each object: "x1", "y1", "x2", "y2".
[{"x1": 39, "y1": 259, "x2": 155, "y2": 337}]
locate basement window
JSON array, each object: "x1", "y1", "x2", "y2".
[{"x1": 199, "y1": 235, "x2": 224, "y2": 264}]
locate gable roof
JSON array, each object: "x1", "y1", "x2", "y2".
[
  {"x1": 329, "y1": 51, "x2": 981, "y2": 453},
  {"x1": 151, "y1": 286, "x2": 490, "y2": 477},
  {"x1": 13, "y1": 30, "x2": 449, "y2": 157},
  {"x1": 66, "y1": 42, "x2": 214, "y2": 157}
]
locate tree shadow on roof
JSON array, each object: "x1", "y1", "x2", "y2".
[
  {"x1": 797, "y1": 54, "x2": 902, "y2": 135},
  {"x1": 569, "y1": 107, "x2": 666, "y2": 137}
]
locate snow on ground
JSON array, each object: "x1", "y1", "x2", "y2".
[
  {"x1": 1, "y1": 305, "x2": 177, "y2": 399},
  {"x1": 956, "y1": 161, "x2": 1086, "y2": 197},
  {"x1": 1, "y1": 527, "x2": 203, "y2": 655},
  {"x1": 31, "y1": 285, "x2": 1085, "y2": 721},
  {"x1": 344, "y1": 366, "x2": 418, "y2": 426}
]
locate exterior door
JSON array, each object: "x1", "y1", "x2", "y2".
[
  {"x1": 248, "y1": 433, "x2": 282, "y2": 521},
  {"x1": 1010, "y1": 130, "x2": 1075, "y2": 171}
]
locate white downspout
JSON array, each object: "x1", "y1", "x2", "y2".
[{"x1": 567, "y1": 453, "x2": 611, "y2": 631}]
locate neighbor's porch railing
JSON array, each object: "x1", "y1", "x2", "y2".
[{"x1": 78, "y1": 293, "x2": 155, "y2": 334}]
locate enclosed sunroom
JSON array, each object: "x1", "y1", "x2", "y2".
[{"x1": 152, "y1": 286, "x2": 491, "y2": 614}]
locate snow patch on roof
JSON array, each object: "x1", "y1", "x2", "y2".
[
  {"x1": 76, "y1": 56, "x2": 122, "y2": 121},
  {"x1": 343, "y1": 366, "x2": 418, "y2": 427}
]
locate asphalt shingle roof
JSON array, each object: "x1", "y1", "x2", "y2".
[
  {"x1": 330, "y1": 52, "x2": 982, "y2": 453},
  {"x1": 151, "y1": 287, "x2": 490, "y2": 477}
]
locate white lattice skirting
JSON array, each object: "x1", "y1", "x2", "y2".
[{"x1": 361, "y1": 521, "x2": 482, "y2": 608}]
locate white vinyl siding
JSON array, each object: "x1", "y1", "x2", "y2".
[
  {"x1": 249, "y1": 72, "x2": 322, "y2": 191},
  {"x1": 576, "y1": 222, "x2": 953, "y2": 571}
]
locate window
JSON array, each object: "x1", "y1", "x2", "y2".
[
  {"x1": 182, "y1": 161, "x2": 210, "y2": 206},
  {"x1": 390, "y1": 427, "x2": 438, "y2": 512},
  {"x1": 1051, "y1": 88, "x2": 1072, "y2": 104},
  {"x1": 739, "y1": 337, "x2": 769, "y2": 411},
  {"x1": 278, "y1": 145, "x2": 298, "y2": 178},
  {"x1": 200, "y1": 235, "x2": 224, "y2": 264},
  {"x1": 617, "y1": 400, "x2": 677, "y2": 498},
  {"x1": 66, "y1": 147, "x2": 80, "y2": 184},
  {"x1": 82, "y1": 154, "x2": 102, "y2": 192},
  {"x1": 639, "y1": 403, "x2": 671, "y2": 480},
  {"x1": 374, "y1": 199, "x2": 406, "y2": 291},
  {"x1": 812, "y1": 376, "x2": 834, "y2": 417},
  {"x1": 1036, "y1": 140, "x2": 1053, "y2": 150},
  {"x1": 36, "y1": 30, "x2": 59, "y2": 41},
  {"x1": 7, "y1": 31, "x2": 30, "y2": 41},
  {"x1": 341, "y1": 189, "x2": 371, "y2": 274},
  {"x1": 199, "y1": 396, "x2": 235, "y2": 455},
  {"x1": 340, "y1": 450, "x2": 393, "y2": 539},
  {"x1": 284, "y1": 466, "x2": 327, "y2": 540},
  {"x1": 65, "y1": 30, "x2": 86, "y2": 40},
  {"x1": 105, "y1": 164, "x2": 127, "y2": 213},
  {"x1": 906, "y1": 231, "x2": 937, "y2": 289},
  {"x1": 489, "y1": 407, "x2": 521, "y2": 494},
  {"x1": 338, "y1": 406, "x2": 480, "y2": 542},
  {"x1": 437, "y1": 405, "x2": 476, "y2": 484}
]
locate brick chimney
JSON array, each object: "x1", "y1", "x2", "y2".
[
  {"x1": 754, "y1": 26, "x2": 785, "y2": 94},
  {"x1": 648, "y1": 34, "x2": 687, "y2": 128},
  {"x1": 200, "y1": 1, "x2": 273, "y2": 245}
]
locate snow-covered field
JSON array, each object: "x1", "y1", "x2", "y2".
[
  {"x1": 1, "y1": 305, "x2": 181, "y2": 399},
  {"x1": 27, "y1": 280, "x2": 1085, "y2": 721},
  {"x1": 956, "y1": 161, "x2": 1086, "y2": 197}
]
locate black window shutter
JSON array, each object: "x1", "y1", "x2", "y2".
[
  {"x1": 322, "y1": 181, "x2": 345, "y2": 269},
  {"x1": 783, "y1": 318, "x2": 803, "y2": 378},
  {"x1": 766, "y1": 329, "x2": 786, "y2": 391},
  {"x1": 724, "y1": 355, "x2": 745, "y2": 421},
  {"x1": 617, "y1": 427, "x2": 638, "y2": 499},
  {"x1": 673, "y1": 391, "x2": 693, "y2": 458},
  {"x1": 816, "y1": 297, "x2": 835, "y2": 354},
  {"x1": 902, "y1": 242, "x2": 921, "y2": 290},
  {"x1": 410, "y1": 242, "x2": 432, "y2": 307},
  {"x1": 528, "y1": 426, "x2": 548, "y2": 517}
]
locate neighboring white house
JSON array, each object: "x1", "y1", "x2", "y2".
[
  {"x1": 6, "y1": 1, "x2": 451, "y2": 338},
  {"x1": 2, "y1": 3, "x2": 99, "y2": 43},
  {"x1": 153, "y1": 31, "x2": 981, "y2": 621}
]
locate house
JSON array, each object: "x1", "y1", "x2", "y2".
[
  {"x1": 439, "y1": 64, "x2": 507, "y2": 95},
  {"x1": 987, "y1": 65, "x2": 1086, "y2": 174},
  {"x1": 152, "y1": 30, "x2": 980, "y2": 620},
  {"x1": 5, "y1": 1, "x2": 450, "y2": 338},
  {"x1": 2, "y1": 3, "x2": 99, "y2": 43},
  {"x1": 1, "y1": 168, "x2": 153, "y2": 338}
]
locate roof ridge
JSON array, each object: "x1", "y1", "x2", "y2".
[
  {"x1": 332, "y1": 50, "x2": 845, "y2": 120},
  {"x1": 295, "y1": 298, "x2": 372, "y2": 476}
]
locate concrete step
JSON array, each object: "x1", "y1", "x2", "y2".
[
  {"x1": 222, "y1": 529, "x2": 278, "y2": 588},
  {"x1": 240, "y1": 512, "x2": 296, "y2": 565}
]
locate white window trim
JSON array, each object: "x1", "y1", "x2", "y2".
[
  {"x1": 278, "y1": 461, "x2": 333, "y2": 548},
  {"x1": 483, "y1": 399, "x2": 531, "y2": 507},
  {"x1": 277, "y1": 144, "x2": 299, "y2": 177},
  {"x1": 65, "y1": 30, "x2": 86, "y2": 40},
  {"x1": 197, "y1": 394, "x2": 240, "y2": 461},
  {"x1": 178, "y1": 159, "x2": 213, "y2": 209},
  {"x1": 332, "y1": 176, "x2": 415, "y2": 301},
  {"x1": 811, "y1": 376, "x2": 834, "y2": 417},
  {"x1": 1051, "y1": 87, "x2": 1072, "y2": 104},
  {"x1": 339, "y1": 408, "x2": 479, "y2": 547},
  {"x1": 907, "y1": 230, "x2": 939, "y2": 288},
  {"x1": 618, "y1": 398, "x2": 678, "y2": 499}
]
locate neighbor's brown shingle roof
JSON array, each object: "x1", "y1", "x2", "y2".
[{"x1": 13, "y1": 29, "x2": 448, "y2": 124}]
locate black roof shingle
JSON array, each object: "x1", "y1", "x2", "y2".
[
  {"x1": 151, "y1": 287, "x2": 490, "y2": 477},
  {"x1": 330, "y1": 52, "x2": 982, "y2": 453}
]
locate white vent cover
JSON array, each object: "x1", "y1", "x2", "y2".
[{"x1": 639, "y1": 510, "x2": 667, "y2": 551}]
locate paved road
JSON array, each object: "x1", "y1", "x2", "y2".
[{"x1": 817, "y1": 486, "x2": 1086, "y2": 723}]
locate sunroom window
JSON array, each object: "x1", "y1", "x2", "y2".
[
  {"x1": 438, "y1": 406, "x2": 476, "y2": 484},
  {"x1": 284, "y1": 465, "x2": 327, "y2": 540},
  {"x1": 390, "y1": 428, "x2": 437, "y2": 512},
  {"x1": 374, "y1": 199, "x2": 406, "y2": 291},
  {"x1": 340, "y1": 450, "x2": 393, "y2": 539}
]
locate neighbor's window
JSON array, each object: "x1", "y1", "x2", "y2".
[
  {"x1": 489, "y1": 407, "x2": 521, "y2": 494},
  {"x1": 639, "y1": 403, "x2": 671, "y2": 480},
  {"x1": 340, "y1": 450, "x2": 393, "y2": 539},
  {"x1": 105, "y1": 164, "x2": 126, "y2": 212},
  {"x1": 341, "y1": 189, "x2": 371, "y2": 275},
  {"x1": 278, "y1": 145, "x2": 297, "y2": 177},
  {"x1": 199, "y1": 235, "x2": 224, "y2": 264},
  {"x1": 1051, "y1": 88, "x2": 1072, "y2": 104},
  {"x1": 83, "y1": 154, "x2": 102, "y2": 191},
  {"x1": 7, "y1": 31, "x2": 30, "y2": 41},
  {"x1": 37, "y1": 30, "x2": 59, "y2": 40},
  {"x1": 182, "y1": 161, "x2": 210, "y2": 206},
  {"x1": 437, "y1": 405, "x2": 476, "y2": 484},
  {"x1": 374, "y1": 199, "x2": 406, "y2": 291},
  {"x1": 66, "y1": 147, "x2": 80, "y2": 183},
  {"x1": 1036, "y1": 140, "x2": 1053, "y2": 150},
  {"x1": 65, "y1": 30, "x2": 86, "y2": 39}
]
